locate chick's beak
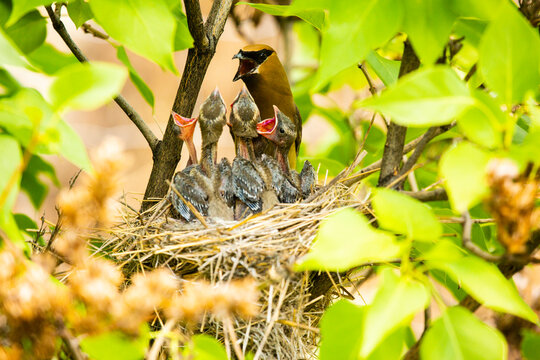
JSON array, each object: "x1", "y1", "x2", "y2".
[
  {"x1": 210, "y1": 86, "x2": 225, "y2": 105},
  {"x1": 172, "y1": 111, "x2": 197, "y2": 141}
]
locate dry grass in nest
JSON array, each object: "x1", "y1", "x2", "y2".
[{"x1": 94, "y1": 182, "x2": 370, "y2": 359}]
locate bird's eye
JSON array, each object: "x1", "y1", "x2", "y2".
[{"x1": 279, "y1": 128, "x2": 285, "y2": 134}]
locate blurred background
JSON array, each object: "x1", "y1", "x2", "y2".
[{"x1": 13, "y1": 0, "x2": 381, "y2": 223}]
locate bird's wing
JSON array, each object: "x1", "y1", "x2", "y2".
[
  {"x1": 232, "y1": 158, "x2": 264, "y2": 212},
  {"x1": 171, "y1": 172, "x2": 209, "y2": 221},
  {"x1": 300, "y1": 160, "x2": 316, "y2": 198}
]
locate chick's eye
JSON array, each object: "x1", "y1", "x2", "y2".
[{"x1": 279, "y1": 128, "x2": 285, "y2": 134}]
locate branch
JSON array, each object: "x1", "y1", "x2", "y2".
[
  {"x1": 378, "y1": 40, "x2": 420, "y2": 187},
  {"x1": 396, "y1": 123, "x2": 455, "y2": 186},
  {"x1": 142, "y1": 0, "x2": 233, "y2": 210},
  {"x1": 462, "y1": 212, "x2": 502, "y2": 262},
  {"x1": 402, "y1": 188, "x2": 448, "y2": 202},
  {"x1": 341, "y1": 124, "x2": 454, "y2": 188},
  {"x1": 45, "y1": 5, "x2": 159, "y2": 154}
]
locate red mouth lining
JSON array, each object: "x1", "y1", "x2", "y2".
[
  {"x1": 172, "y1": 112, "x2": 196, "y2": 128},
  {"x1": 256, "y1": 117, "x2": 276, "y2": 134},
  {"x1": 239, "y1": 59, "x2": 257, "y2": 76}
]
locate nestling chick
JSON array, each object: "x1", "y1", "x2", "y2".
[
  {"x1": 233, "y1": 44, "x2": 302, "y2": 169},
  {"x1": 170, "y1": 170, "x2": 208, "y2": 222},
  {"x1": 229, "y1": 87, "x2": 266, "y2": 218},
  {"x1": 198, "y1": 87, "x2": 227, "y2": 176}
]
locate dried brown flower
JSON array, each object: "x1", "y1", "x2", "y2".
[{"x1": 486, "y1": 159, "x2": 540, "y2": 254}]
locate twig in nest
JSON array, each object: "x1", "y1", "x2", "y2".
[
  {"x1": 253, "y1": 279, "x2": 290, "y2": 360},
  {"x1": 147, "y1": 318, "x2": 177, "y2": 360},
  {"x1": 224, "y1": 315, "x2": 244, "y2": 360}
]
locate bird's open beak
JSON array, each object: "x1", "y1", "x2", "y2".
[
  {"x1": 256, "y1": 117, "x2": 276, "y2": 136},
  {"x1": 233, "y1": 51, "x2": 258, "y2": 81},
  {"x1": 172, "y1": 111, "x2": 197, "y2": 141}
]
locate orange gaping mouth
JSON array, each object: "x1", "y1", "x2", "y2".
[
  {"x1": 172, "y1": 112, "x2": 196, "y2": 128},
  {"x1": 256, "y1": 117, "x2": 276, "y2": 135}
]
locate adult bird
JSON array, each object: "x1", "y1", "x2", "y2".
[{"x1": 233, "y1": 44, "x2": 302, "y2": 169}]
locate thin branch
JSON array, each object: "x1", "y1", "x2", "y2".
[
  {"x1": 81, "y1": 23, "x2": 109, "y2": 40},
  {"x1": 462, "y1": 212, "x2": 502, "y2": 262},
  {"x1": 58, "y1": 323, "x2": 85, "y2": 360},
  {"x1": 464, "y1": 63, "x2": 477, "y2": 82},
  {"x1": 45, "y1": 5, "x2": 159, "y2": 154},
  {"x1": 398, "y1": 124, "x2": 454, "y2": 183},
  {"x1": 358, "y1": 63, "x2": 377, "y2": 95},
  {"x1": 402, "y1": 188, "x2": 448, "y2": 202},
  {"x1": 342, "y1": 124, "x2": 454, "y2": 188}
]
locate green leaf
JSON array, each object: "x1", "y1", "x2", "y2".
[
  {"x1": 442, "y1": 256, "x2": 537, "y2": 322},
  {"x1": 4, "y1": 10, "x2": 46, "y2": 54},
  {"x1": 0, "y1": 134, "x2": 22, "y2": 212},
  {"x1": 425, "y1": 241, "x2": 538, "y2": 323},
  {"x1": 190, "y1": 335, "x2": 228, "y2": 360},
  {"x1": 319, "y1": 299, "x2": 364, "y2": 360},
  {"x1": 172, "y1": 6, "x2": 193, "y2": 51},
  {"x1": 360, "y1": 269, "x2": 429, "y2": 357},
  {"x1": 439, "y1": 141, "x2": 490, "y2": 212},
  {"x1": 80, "y1": 328, "x2": 149, "y2": 360},
  {"x1": 0, "y1": 67, "x2": 22, "y2": 94},
  {"x1": 420, "y1": 306, "x2": 506, "y2": 360},
  {"x1": 116, "y1": 46, "x2": 154, "y2": 109},
  {"x1": 13, "y1": 213, "x2": 38, "y2": 238},
  {"x1": 314, "y1": 0, "x2": 403, "y2": 90},
  {"x1": 521, "y1": 329, "x2": 540, "y2": 360},
  {"x1": 402, "y1": 0, "x2": 458, "y2": 64},
  {"x1": 0, "y1": 88, "x2": 61, "y2": 154},
  {"x1": 89, "y1": 0, "x2": 177, "y2": 73},
  {"x1": 451, "y1": 0, "x2": 505, "y2": 21},
  {"x1": 366, "y1": 51, "x2": 399, "y2": 86},
  {"x1": 359, "y1": 66, "x2": 473, "y2": 127},
  {"x1": 0, "y1": 27, "x2": 29, "y2": 67},
  {"x1": 479, "y1": 4, "x2": 540, "y2": 105},
  {"x1": 21, "y1": 155, "x2": 59, "y2": 209},
  {"x1": 7, "y1": 0, "x2": 52, "y2": 26},
  {"x1": 50, "y1": 61, "x2": 127, "y2": 111},
  {"x1": 239, "y1": 2, "x2": 326, "y2": 30},
  {"x1": 372, "y1": 188, "x2": 442, "y2": 242},
  {"x1": 295, "y1": 208, "x2": 403, "y2": 271},
  {"x1": 27, "y1": 42, "x2": 78, "y2": 75},
  {"x1": 57, "y1": 119, "x2": 91, "y2": 170},
  {"x1": 0, "y1": 211, "x2": 26, "y2": 250},
  {"x1": 457, "y1": 90, "x2": 506, "y2": 149},
  {"x1": 67, "y1": 0, "x2": 94, "y2": 28},
  {"x1": 453, "y1": 18, "x2": 487, "y2": 48}
]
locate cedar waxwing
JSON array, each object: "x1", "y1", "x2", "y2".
[
  {"x1": 233, "y1": 44, "x2": 302, "y2": 169},
  {"x1": 198, "y1": 87, "x2": 227, "y2": 176},
  {"x1": 190, "y1": 166, "x2": 233, "y2": 221},
  {"x1": 172, "y1": 112, "x2": 198, "y2": 167}
]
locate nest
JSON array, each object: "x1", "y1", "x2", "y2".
[{"x1": 96, "y1": 181, "x2": 370, "y2": 359}]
